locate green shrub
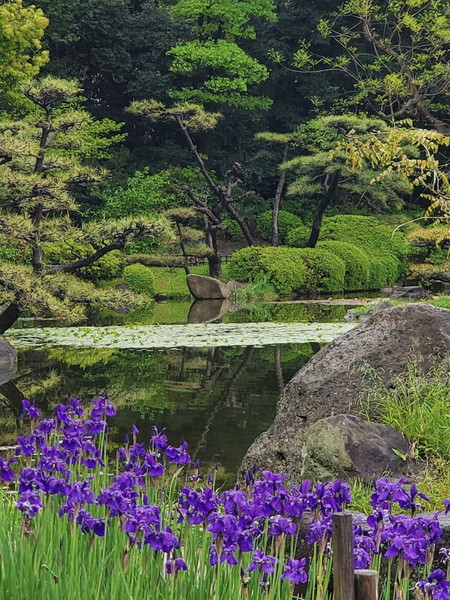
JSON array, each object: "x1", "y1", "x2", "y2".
[
  {"x1": 286, "y1": 225, "x2": 311, "y2": 248},
  {"x1": 292, "y1": 248, "x2": 346, "y2": 293},
  {"x1": 226, "y1": 247, "x2": 264, "y2": 283},
  {"x1": 228, "y1": 246, "x2": 345, "y2": 295},
  {"x1": 259, "y1": 248, "x2": 310, "y2": 295},
  {"x1": 257, "y1": 210, "x2": 303, "y2": 242},
  {"x1": 222, "y1": 219, "x2": 244, "y2": 241},
  {"x1": 319, "y1": 215, "x2": 409, "y2": 288},
  {"x1": 320, "y1": 215, "x2": 409, "y2": 259},
  {"x1": 123, "y1": 264, "x2": 155, "y2": 297},
  {"x1": 0, "y1": 246, "x2": 19, "y2": 262},
  {"x1": 317, "y1": 241, "x2": 371, "y2": 290},
  {"x1": 44, "y1": 241, "x2": 124, "y2": 280},
  {"x1": 367, "y1": 251, "x2": 401, "y2": 288}
]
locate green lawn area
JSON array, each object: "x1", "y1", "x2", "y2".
[{"x1": 152, "y1": 265, "x2": 209, "y2": 297}]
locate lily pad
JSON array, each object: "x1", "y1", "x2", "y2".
[{"x1": 6, "y1": 322, "x2": 356, "y2": 350}]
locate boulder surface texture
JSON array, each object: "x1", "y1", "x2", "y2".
[
  {"x1": 0, "y1": 338, "x2": 17, "y2": 386},
  {"x1": 240, "y1": 303, "x2": 450, "y2": 483},
  {"x1": 187, "y1": 274, "x2": 230, "y2": 300}
]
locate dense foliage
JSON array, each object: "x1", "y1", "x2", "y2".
[
  {"x1": 123, "y1": 264, "x2": 156, "y2": 297},
  {"x1": 0, "y1": 0, "x2": 448, "y2": 319}
]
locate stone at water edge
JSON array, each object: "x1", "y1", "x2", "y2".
[
  {"x1": 240, "y1": 303, "x2": 450, "y2": 485},
  {"x1": 390, "y1": 286, "x2": 430, "y2": 300},
  {"x1": 186, "y1": 274, "x2": 231, "y2": 300}
]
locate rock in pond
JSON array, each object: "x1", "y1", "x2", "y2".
[
  {"x1": 240, "y1": 303, "x2": 450, "y2": 483},
  {"x1": 390, "y1": 285, "x2": 430, "y2": 300},
  {"x1": 187, "y1": 274, "x2": 231, "y2": 300}
]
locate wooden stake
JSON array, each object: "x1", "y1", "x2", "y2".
[
  {"x1": 332, "y1": 513, "x2": 355, "y2": 600},
  {"x1": 354, "y1": 569, "x2": 378, "y2": 600}
]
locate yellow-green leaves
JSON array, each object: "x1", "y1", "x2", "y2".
[
  {"x1": 129, "y1": 100, "x2": 221, "y2": 132},
  {"x1": 0, "y1": 0, "x2": 49, "y2": 109}
]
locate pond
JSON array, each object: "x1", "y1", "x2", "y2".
[{"x1": 1, "y1": 298, "x2": 365, "y2": 485}]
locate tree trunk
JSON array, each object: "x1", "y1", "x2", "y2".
[
  {"x1": 0, "y1": 304, "x2": 21, "y2": 334},
  {"x1": 176, "y1": 222, "x2": 190, "y2": 276},
  {"x1": 272, "y1": 144, "x2": 288, "y2": 246},
  {"x1": 207, "y1": 228, "x2": 221, "y2": 278},
  {"x1": 307, "y1": 172, "x2": 340, "y2": 248},
  {"x1": 225, "y1": 203, "x2": 254, "y2": 246}
]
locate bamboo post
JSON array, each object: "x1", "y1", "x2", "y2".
[
  {"x1": 332, "y1": 513, "x2": 355, "y2": 600},
  {"x1": 354, "y1": 569, "x2": 378, "y2": 600}
]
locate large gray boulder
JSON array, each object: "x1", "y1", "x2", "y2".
[
  {"x1": 300, "y1": 414, "x2": 414, "y2": 482},
  {"x1": 240, "y1": 303, "x2": 450, "y2": 483},
  {"x1": 187, "y1": 274, "x2": 231, "y2": 300},
  {"x1": 0, "y1": 338, "x2": 17, "y2": 385}
]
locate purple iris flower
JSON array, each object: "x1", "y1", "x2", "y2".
[
  {"x1": 35, "y1": 418, "x2": 56, "y2": 436},
  {"x1": 165, "y1": 557, "x2": 188, "y2": 575},
  {"x1": 247, "y1": 549, "x2": 279, "y2": 574},
  {"x1": 15, "y1": 435, "x2": 35, "y2": 457},
  {"x1": 16, "y1": 490, "x2": 43, "y2": 518},
  {"x1": 150, "y1": 426, "x2": 168, "y2": 451},
  {"x1": 0, "y1": 456, "x2": 16, "y2": 482},
  {"x1": 144, "y1": 526, "x2": 180, "y2": 553},
  {"x1": 165, "y1": 442, "x2": 191, "y2": 465},
  {"x1": 307, "y1": 516, "x2": 333, "y2": 545},
  {"x1": 268, "y1": 515, "x2": 296, "y2": 537},
  {"x1": 281, "y1": 557, "x2": 308, "y2": 585},
  {"x1": 91, "y1": 395, "x2": 116, "y2": 419},
  {"x1": 77, "y1": 509, "x2": 105, "y2": 537},
  {"x1": 416, "y1": 569, "x2": 450, "y2": 600},
  {"x1": 20, "y1": 399, "x2": 39, "y2": 420}
]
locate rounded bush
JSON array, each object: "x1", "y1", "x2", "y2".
[
  {"x1": 228, "y1": 246, "x2": 345, "y2": 295},
  {"x1": 44, "y1": 241, "x2": 123, "y2": 280},
  {"x1": 259, "y1": 248, "x2": 310, "y2": 295},
  {"x1": 320, "y1": 215, "x2": 409, "y2": 258},
  {"x1": 293, "y1": 248, "x2": 346, "y2": 293},
  {"x1": 319, "y1": 215, "x2": 409, "y2": 288},
  {"x1": 286, "y1": 226, "x2": 311, "y2": 248},
  {"x1": 227, "y1": 247, "x2": 264, "y2": 283},
  {"x1": 123, "y1": 264, "x2": 155, "y2": 297},
  {"x1": 317, "y1": 241, "x2": 371, "y2": 290},
  {"x1": 367, "y1": 251, "x2": 401, "y2": 288},
  {"x1": 257, "y1": 210, "x2": 303, "y2": 242}
]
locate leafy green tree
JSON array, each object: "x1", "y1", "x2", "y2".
[
  {"x1": 168, "y1": 0, "x2": 276, "y2": 110},
  {"x1": 128, "y1": 101, "x2": 256, "y2": 277},
  {"x1": 291, "y1": 0, "x2": 450, "y2": 133},
  {"x1": 0, "y1": 0, "x2": 49, "y2": 111},
  {"x1": 280, "y1": 115, "x2": 413, "y2": 247},
  {"x1": 0, "y1": 77, "x2": 172, "y2": 332}
]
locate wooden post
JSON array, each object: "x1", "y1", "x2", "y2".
[
  {"x1": 354, "y1": 569, "x2": 378, "y2": 600},
  {"x1": 332, "y1": 513, "x2": 355, "y2": 600}
]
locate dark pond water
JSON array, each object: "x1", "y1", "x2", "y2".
[{"x1": 1, "y1": 299, "x2": 367, "y2": 483}]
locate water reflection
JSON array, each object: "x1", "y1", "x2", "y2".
[{"x1": 0, "y1": 343, "x2": 319, "y2": 483}]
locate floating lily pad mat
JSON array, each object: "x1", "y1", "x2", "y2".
[{"x1": 7, "y1": 322, "x2": 356, "y2": 349}]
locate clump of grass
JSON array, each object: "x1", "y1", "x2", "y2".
[
  {"x1": 231, "y1": 273, "x2": 278, "y2": 302},
  {"x1": 368, "y1": 363, "x2": 450, "y2": 459}
]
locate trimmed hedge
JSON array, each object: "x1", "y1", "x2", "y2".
[
  {"x1": 292, "y1": 248, "x2": 346, "y2": 293},
  {"x1": 320, "y1": 215, "x2": 409, "y2": 259},
  {"x1": 228, "y1": 246, "x2": 345, "y2": 295},
  {"x1": 123, "y1": 264, "x2": 155, "y2": 297},
  {"x1": 316, "y1": 241, "x2": 371, "y2": 291},
  {"x1": 286, "y1": 226, "x2": 310, "y2": 248},
  {"x1": 257, "y1": 210, "x2": 303, "y2": 243}
]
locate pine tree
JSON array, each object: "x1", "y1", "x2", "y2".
[{"x1": 0, "y1": 77, "x2": 172, "y2": 332}]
